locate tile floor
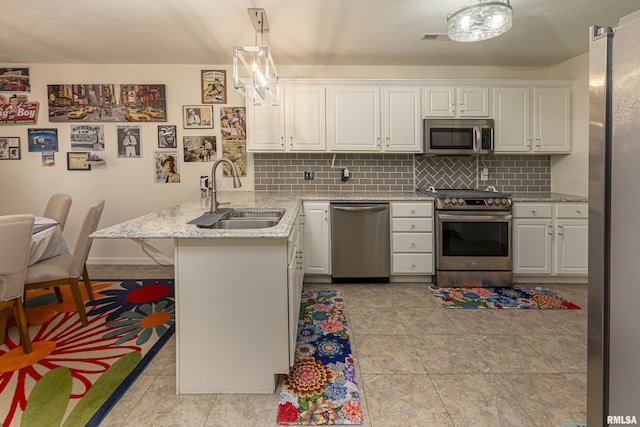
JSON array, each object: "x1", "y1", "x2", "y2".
[{"x1": 89, "y1": 265, "x2": 587, "y2": 427}]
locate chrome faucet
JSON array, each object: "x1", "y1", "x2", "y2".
[{"x1": 209, "y1": 158, "x2": 242, "y2": 213}]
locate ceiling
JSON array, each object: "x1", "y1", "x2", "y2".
[{"x1": 1, "y1": 0, "x2": 638, "y2": 67}]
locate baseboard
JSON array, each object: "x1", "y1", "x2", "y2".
[
  {"x1": 86, "y1": 257, "x2": 171, "y2": 265},
  {"x1": 513, "y1": 275, "x2": 587, "y2": 284}
]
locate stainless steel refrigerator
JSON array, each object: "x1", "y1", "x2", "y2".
[{"x1": 589, "y1": 9, "x2": 640, "y2": 426}]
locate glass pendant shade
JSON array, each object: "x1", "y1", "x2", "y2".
[{"x1": 448, "y1": 1, "x2": 513, "y2": 42}]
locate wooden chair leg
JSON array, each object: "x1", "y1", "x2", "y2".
[
  {"x1": 54, "y1": 287, "x2": 63, "y2": 303},
  {"x1": 12, "y1": 297, "x2": 32, "y2": 354},
  {"x1": 0, "y1": 308, "x2": 8, "y2": 344},
  {"x1": 68, "y1": 278, "x2": 89, "y2": 326},
  {"x1": 82, "y1": 264, "x2": 95, "y2": 302}
]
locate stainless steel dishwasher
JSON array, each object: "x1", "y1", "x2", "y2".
[{"x1": 330, "y1": 202, "x2": 390, "y2": 282}]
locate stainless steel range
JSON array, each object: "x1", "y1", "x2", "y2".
[{"x1": 422, "y1": 186, "x2": 513, "y2": 287}]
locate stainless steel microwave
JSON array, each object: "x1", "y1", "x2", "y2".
[{"x1": 423, "y1": 118, "x2": 494, "y2": 155}]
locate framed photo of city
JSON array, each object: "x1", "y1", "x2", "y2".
[
  {"x1": 183, "y1": 105, "x2": 213, "y2": 129},
  {"x1": 27, "y1": 128, "x2": 58, "y2": 152},
  {"x1": 47, "y1": 84, "x2": 167, "y2": 122},
  {"x1": 201, "y1": 70, "x2": 226, "y2": 104},
  {"x1": 0, "y1": 137, "x2": 20, "y2": 160}
]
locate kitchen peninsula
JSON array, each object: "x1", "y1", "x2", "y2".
[{"x1": 91, "y1": 190, "x2": 431, "y2": 394}]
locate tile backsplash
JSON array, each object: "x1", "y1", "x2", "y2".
[
  {"x1": 253, "y1": 153, "x2": 415, "y2": 192},
  {"x1": 253, "y1": 153, "x2": 551, "y2": 193}
]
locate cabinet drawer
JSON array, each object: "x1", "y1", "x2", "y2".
[
  {"x1": 391, "y1": 203, "x2": 432, "y2": 218},
  {"x1": 392, "y1": 218, "x2": 432, "y2": 232},
  {"x1": 513, "y1": 203, "x2": 553, "y2": 218},
  {"x1": 555, "y1": 203, "x2": 588, "y2": 219},
  {"x1": 392, "y1": 253, "x2": 433, "y2": 274},
  {"x1": 392, "y1": 233, "x2": 433, "y2": 253}
]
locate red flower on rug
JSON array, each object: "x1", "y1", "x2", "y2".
[
  {"x1": 284, "y1": 358, "x2": 335, "y2": 398},
  {"x1": 277, "y1": 402, "x2": 300, "y2": 423}
]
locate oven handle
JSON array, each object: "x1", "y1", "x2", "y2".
[{"x1": 438, "y1": 212, "x2": 512, "y2": 222}]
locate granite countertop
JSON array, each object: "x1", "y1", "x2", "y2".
[
  {"x1": 510, "y1": 192, "x2": 588, "y2": 203},
  {"x1": 91, "y1": 190, "x2": 586, "y2": 240}
]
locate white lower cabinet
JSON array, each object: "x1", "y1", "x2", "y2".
[
  {"x1": 303, "y1": 201, "x2": 331, "y2": 275},
  {"x1": 390, "y1": 202, "x2": 434, "y2": 275},
  {"x1": 513, "y1": 202, "x2": 587, "y2": 276},
  {"x1": 287, "y1": 209, "x2": 304, "y2": 365}
]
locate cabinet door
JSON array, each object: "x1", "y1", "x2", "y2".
[
  {"x1": 513, "y1": 219, "x2": 552, "y2": 274},
  {"x1": 554, "y1": 219, "x2": 588, "y2": 275},
  {"x1": 327, "y1": 86, "x2": 380, "y2": 151},
  {"x1": 533, "y1": 87, "x2": 571, "y2": 153},
  {"x1": 287, "y1": 86, "x2": 326, "y2": 151},
  {"x1": 423, "y1": 87, "x2": 456, "y2": 117},
  {"x1": 457, "y1": 87, "x2": 489, "y2": 117},
  {"x1": 383, "y1": 87, "x2": 422, "y2": 152},
  {"x1": 247, "y1": 101, "x2": 285, "y2": 151},
  {"x1": 303, "y1": 201, "x2": 331, "y2": 275},
  {"x1": 492, "y1": 87, "x2": 531, "y2": 153}
]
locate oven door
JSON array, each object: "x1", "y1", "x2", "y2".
[{"x1": 436, "y1": 210, "x2": 512, "y2": 271}]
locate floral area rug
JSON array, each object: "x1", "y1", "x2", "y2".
[
  {"x1": 0, "y1": 279, "x2": 175, "y2": 427},
  {"x1": 430, "y1": 286, "x2": 581, "y2": 309},
  {"x1": 277, "y1": 290, "x2": 363, "y2": 425}
]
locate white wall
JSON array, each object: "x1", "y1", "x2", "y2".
[
  {"x1": 549, "y1": 53, "x2": 590, "y2": 196},
  {"x1": 1, "y1": 62, "x2": 586, "y2": 264}
]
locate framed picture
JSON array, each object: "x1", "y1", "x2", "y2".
[
  {"x1": 154, "y1": 150, "x2": 181, "y2": 183},
  {"x1": 0, "y1": 137, "x2": 20, "y2": 160},
  {"x1": 183, "y1": 105, "x2": 213, "y2": 129},
  {"x1": 158, "y1": 125, "x2": 177, "y2": 148},
  {"x1": 70, "y1": 124, "x2": 105, "y2": 151},
  {"x1": 116, "y1": 125, "x2": 142, "y2": 158},
  {"x1": 67, "y1": 152, "x2": 91, "y2": 170},
  {"x1": 183, "y1": 135, "x2": 216, "y2": 162},
  {"x1": 201, "y1": 70, "x2": 226, "y2": 104},
  {"x1": 28, "y1": 128, "x2": 58, "y2": 152},
  {"x1": 47, "y1": 84, "x2": 167, "y2": 122}
]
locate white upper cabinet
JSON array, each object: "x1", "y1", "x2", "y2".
[
  {"x1": 423, "y1": 86, "x2": 490, "y2": 117},
  {"x1": 328, "y1": 86, "x2": 422, "y2": 152},
  {"x1": 247, "y1": 85, "x2": 326, "y2": 152},
  {"x1": 493, "y1": 86, "x2": 570, "y2": 154}
]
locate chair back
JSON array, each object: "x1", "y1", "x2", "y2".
[
  {"x1": 0, "y1": 215, "x2": 35, "y2": 301},
  {"x1": 43, "y1": 193, "x2": 72, "y2": 230},
  {"x1": 69, "y1": 199, "x2": 105, "y2": 277}
]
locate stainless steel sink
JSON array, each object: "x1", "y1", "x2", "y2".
[
  {"x1": 210, "y1": 218, "x2": 280, "y2": 229},
  {"x1": 227, "y1": 208, "x2": 285, "y2": 219},
  {"x1": 209, "y1": 208, "x2": 285, "y2": 229},
  {"x1": 190, "y1": 208, "x2": 285, "y2": 229}
]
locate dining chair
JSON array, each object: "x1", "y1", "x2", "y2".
[
  {"x1": 43, "y1": 193, "x2": 72, "y2": 230},
  {"x1": 0, "y1": 214, "x2": 35, "y2": 354},
  {"x1": 25, "y1": 199, "x2": 105, "y2": 326}
]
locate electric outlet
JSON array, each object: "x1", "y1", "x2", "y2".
[
  {"x1": 480, "y1": 167, "x2": 489, "y2": 181},
  {"x1": 303, "y1": 170, "x2": 314, "y2": 180}
]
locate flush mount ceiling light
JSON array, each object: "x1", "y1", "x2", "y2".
[
  {"x1": 233, "y1": 8, "x2": 280, "y2": 106},
  {"x1": 447, "y1": 0, "x2": 513, "y2": 42}
]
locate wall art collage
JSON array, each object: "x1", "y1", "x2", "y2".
[{"x1": 0, "y1": 67, "x2": 249, "y2": 183}]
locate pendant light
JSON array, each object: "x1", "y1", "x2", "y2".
[{"x1": 447, "y1": 0, "x2": 513, "y2": 42}]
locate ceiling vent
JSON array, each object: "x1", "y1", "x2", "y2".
[{"x1": 420, "y1": 33, "x2": 450, "y2": 41}]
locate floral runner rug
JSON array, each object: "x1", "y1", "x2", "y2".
[
  {"x1": 277, "y1": 290, "x2": 363, "y2": 425},
  {"x1": 0, "y1": 279, "x2": 175, "y2": 427},
  {"x1": 429, "y1": 286, "x2": 581, "y2": 309}
]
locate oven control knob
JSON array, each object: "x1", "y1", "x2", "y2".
[
  {"x1": 457, "y1": 198, "x2": 465, "y2": 205},
  {"x1": 444, "y1": 198, "x2": 451, "y2": 206},
  {"x1": 487, "y1": 198, "x2": 494, "y2": 205},
  {"x1": 500, "y1": 198, "x2": 508, "y2": 205}
]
